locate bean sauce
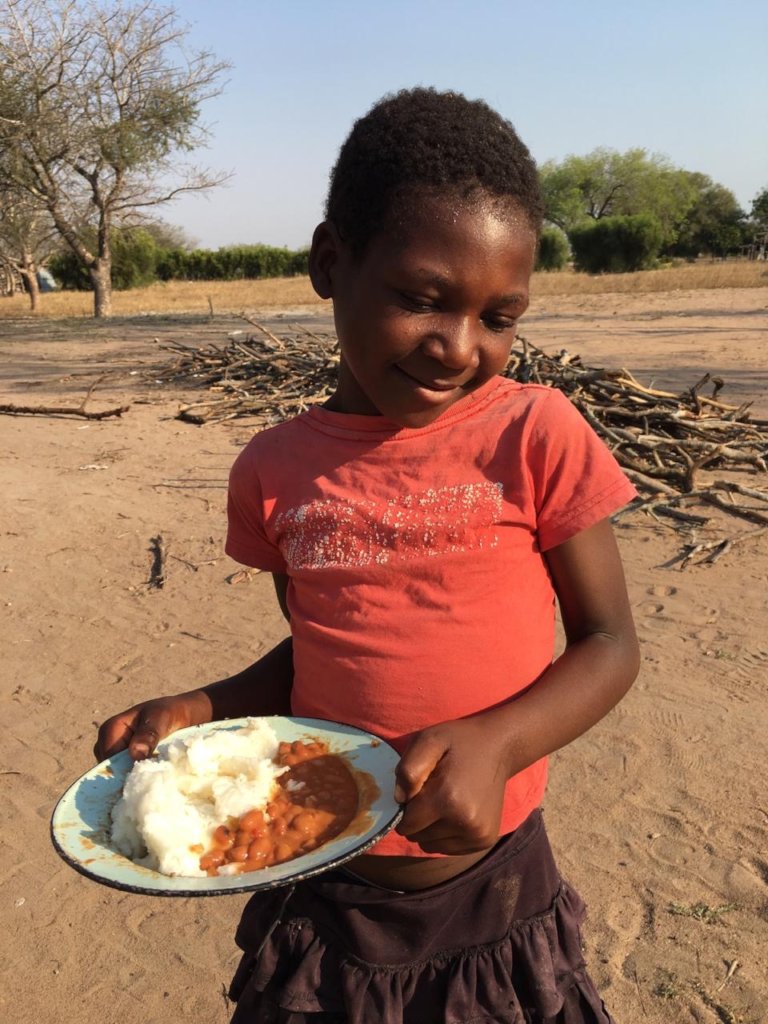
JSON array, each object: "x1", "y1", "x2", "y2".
[{"x1": 199, "y1": 739, "x2": 359, "y2": 875}]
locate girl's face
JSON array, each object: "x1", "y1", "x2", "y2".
[{"x1": 312, "y1": 196, "x2": 537, "y2": 429}]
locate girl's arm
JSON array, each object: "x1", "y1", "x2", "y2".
[
  {"x1": 94, "y1": 574, "x2": 293, "y2": 760},
  {"x1": 395, "y1": 518, "x2": 640, "y2": 855}
]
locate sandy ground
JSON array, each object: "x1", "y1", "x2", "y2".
[{"x1": 1, "y1": 287, "x2": 767, "y2": 1024}]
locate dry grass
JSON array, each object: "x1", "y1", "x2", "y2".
[
  {"x1": 0, "y1": 276, "x2": 325, "y2": 319},
  {"x1": 531, "y1": 259, "x2": 768, "y2": 295},
  {"x1": 1, "y1": 260, "x2": 766, "y2": 319}
]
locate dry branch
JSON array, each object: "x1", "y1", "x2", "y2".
[
  {"x1": 0, "y1": 374, "x2": 129, "y2": 420},
  {"x1": 0, "y1": 401, "x2": 130, "y2": 419}
]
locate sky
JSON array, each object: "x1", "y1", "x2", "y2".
[{"x1": 165, "y1": 0, "x2": 768, "y2": 250}]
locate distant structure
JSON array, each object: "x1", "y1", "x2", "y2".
[
  {"x1": 37, "y1": 267, "x2": 58, "y2": 292},
  {"x1": 0, "y1": 263, "x2": 59, "y2": 295}
]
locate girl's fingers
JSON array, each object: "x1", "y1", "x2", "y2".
[
  {"x1": 95, "y1": 713, "x2": 139, "y2": 761},
  {"x1": 408, "y1": 829, "x2": 494, "y2": 856},
  {"x1": 398, "y1": 803, "x2": 497, "y2": 855},
  {"x1": 95, "y1": 702, "x2": 179, "y2": 762},
  {"x1": 394, "y1": 732, "x2": 447, "y2": 803},
  {"x1": 128, "y1": 706, "x2": 174, "y2": 759},
  {"x1": 395, "y1": 800, "x2": 446, "y2": 841}
]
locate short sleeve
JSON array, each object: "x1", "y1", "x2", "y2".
[
  {"x1": 225, "y1": 443, "x2": 288, "y2": 573},
  {"x1": 526, "y1": 389, "x2": 637, "y2": 551}
]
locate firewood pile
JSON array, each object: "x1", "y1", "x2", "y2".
[
  {"x1": 509, "y1": 339, "x2": 768, "y2": 564},
  {"x1": 149, "y1": 322, "x2": 768, "y2": 565},
  {"x1": 150, "y1": 321, "x2": 338, "y2": 425}
]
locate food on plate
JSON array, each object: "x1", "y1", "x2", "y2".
[
  {"x1": 110, "y1": 718, "x2": 359, "y2": 878},
  {"x1": 204, "y1": 740, "x2": 359, "y2": 875}
]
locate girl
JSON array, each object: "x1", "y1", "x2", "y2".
[{"x1": 97, "y1": 88, "x2": 640, "y2": 1023}]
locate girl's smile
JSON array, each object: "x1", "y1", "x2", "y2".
[{"x1": 310, "y1": 198, "x2": 538, "y2": 428}]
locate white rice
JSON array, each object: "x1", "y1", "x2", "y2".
[{"x1": 110, "y1": 718, "x2": 284, "y2": 877}]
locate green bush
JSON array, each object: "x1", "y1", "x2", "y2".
[
  {"x1": 154, "y1": 244, "x2": 310, "y2": 281},
  {"x1": 49, "y1": 239, "x2": 311, "y2": 288},
  {"x1": 536, "y1": 227, "x2": 570, "y2": 271},
  {"x1": 155, "y1": 247, "x2": 188, "y2": 281},
  {"x1": 48, "y1": 249, "x2": 91, "y2": 290},
  {"x1": 569, "y1": 214, "x2": 664, "y2": 273},
  {"x1": 49, "y1": 227, "x2": 161, "y2": 290},
  {"x1": 110, "y1": 229, "x2": 159, "y2": 289}
]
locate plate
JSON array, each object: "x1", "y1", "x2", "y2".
[{"x1": 51, "y1": 716, "x2": 403, "y2": 897}]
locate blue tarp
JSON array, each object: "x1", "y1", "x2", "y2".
[{"x1": 37, "y1": 268, "x2": 58, "y2": 292}]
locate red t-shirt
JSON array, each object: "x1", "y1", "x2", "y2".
[{"x1": 226, "y1": 376, "x2": 637, "y2": 856}]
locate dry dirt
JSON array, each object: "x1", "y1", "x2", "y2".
[{"x1": 1, "y1": 286, "x2": 767, "y2": 1024}]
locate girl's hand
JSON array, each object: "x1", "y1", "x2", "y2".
[
  {"x1": 93, "y1": 638, "x2": 295, "y2": 763},
  {"x1": 94, "y1": 691, "x2": 211, "y2": 762},
  {"x1": 394, "y1": 717, "x2": 510, "y2": 855}
]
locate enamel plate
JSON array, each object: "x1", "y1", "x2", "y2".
[{"x1": 51, "y1": 717, "x2": 403, "y2": 897}]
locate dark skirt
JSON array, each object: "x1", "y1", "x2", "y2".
[{"x1": 229, "y1": 810, "x2": 614, "y2": 1024}]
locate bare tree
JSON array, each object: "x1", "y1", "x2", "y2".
[
  {"x1": 0, "y1": 187, "x2": 59, "y2": 309},
  {"x1": 0, "y1": 0, "x2": 229, "y2": 317}
]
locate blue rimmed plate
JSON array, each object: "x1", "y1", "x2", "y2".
[{"x1": 51, "y1": 716, "x2": 403, "y2": 896}]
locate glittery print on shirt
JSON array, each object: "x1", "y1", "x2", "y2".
[{"x1": 275, "y1": 482, "x2": 504, "y2": 570}]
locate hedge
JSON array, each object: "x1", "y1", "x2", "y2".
[
  {"x1": 49, "y1": 237, "x2": 311, "y2": 290},
  {"x1": 569, "y1": 214, "x2": 664, "y2": 273},
  {"x1": 536, "y1": 227, "x2": 570, "y2": 271}
]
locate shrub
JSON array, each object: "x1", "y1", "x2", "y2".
[
  {"x1": 49, "y1": 227, "x2": 159, "y2": 290},
  {"x1": 153, "y1": 244, "x2": 311, "y2": 282},
  {"x1": 536, "y1": 227, "x2": 570, "y2": 271},
  {"x1": 50, "y1": 239, "x2": 311, "y2": 288},
  {"x1": 569, "y1": 214, "x2": 664, "y2": 273},
  {"x1": 48, "y1": 249, "x2": 91, "y2": 290},
  {"x1": 110, "y1": 229, "x2": 159, "y2": 290}
]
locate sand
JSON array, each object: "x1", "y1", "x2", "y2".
[{"x1": 1, "y1": 286, "x2": 767, "y2": 1024}]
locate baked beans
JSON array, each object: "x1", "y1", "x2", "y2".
[{"x1": 199, "y1": 739, "x2": 359, "y2": 875}]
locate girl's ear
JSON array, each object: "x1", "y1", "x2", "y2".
[{"x1": 308, "y1": 221, "x2": 343, "y2": 300}]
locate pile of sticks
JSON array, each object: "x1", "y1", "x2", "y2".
[
  {"x1": 509, "y1": 339, "x2": 768, "y2": 564},
  {"x1": 149, "y1": 323, "x2": 768, "y2": 564},
  {"x1": 150, "y1": 321, "x2": 338, "y2": 425}
]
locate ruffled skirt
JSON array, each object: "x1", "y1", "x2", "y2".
[{"x1": 229, "y1": 810, "x2": 614, "y2": 1024}]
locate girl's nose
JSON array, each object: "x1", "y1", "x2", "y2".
[{"x1": 420, "y1": 318, "x2": 481, "y2": 370}]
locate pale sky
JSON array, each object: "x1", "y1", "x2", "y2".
[{"x1": 166, "y1": 0, "x2": 768, "y2": 250}]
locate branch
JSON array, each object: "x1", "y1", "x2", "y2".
[
  {"x1": 0, "y1": 401, "x2": 129, "y2": 420},
  {"x1": 595, "y1": 182, "x2": 624, "y2": 219}
]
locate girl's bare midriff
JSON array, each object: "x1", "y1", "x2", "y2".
[{"x1": 347, "y1": 848, "x2": 492, "y2": 891}]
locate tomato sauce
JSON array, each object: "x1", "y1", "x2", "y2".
[{"x1": 199, "y1": 739, "x2": 359, "y2": 875}]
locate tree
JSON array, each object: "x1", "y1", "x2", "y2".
[
  {"x1": 0, "y1": 0, "x2": 229, "y2": 317},
  {"x1": 139, "y1": 218, "x2": 197, "y2": 251},
  {"x1": 750, "y1": 187, "x2": 768, "y2": 231},
  {"x1": 540, "y1": 148, "x2": 698, "y2": 248},
  {"x1": 0, "y1": 187, "x2": 59, "y2": 309},
  {"x1": 669, "y1": 173, "x2": 746, "y2": 258}
]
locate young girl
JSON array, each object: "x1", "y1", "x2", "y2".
[{"x1": 97, "y1": 88, "x2": 640, "y2": 1023}]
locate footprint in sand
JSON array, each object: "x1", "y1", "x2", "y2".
[
  {"x1": 731, "y1": 646, "x2": 768, "y2": 685},
  {"x1": 638, "y1": 601, "x2": 665, "y2": 615},
  {"x1": 126, "y1": 905, "x2": 171, "y2": 942},
  {"x1": 746, "y1": 857, "x2": 768, "y2": 889},
  {"x1": 647, "y1": 584, "x2": 678, "y2": 597}
]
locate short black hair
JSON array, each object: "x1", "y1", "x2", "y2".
[{"x1": 325, "y1": 87, "x2": 544, "y2": 256}]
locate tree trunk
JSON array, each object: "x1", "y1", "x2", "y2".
[
  {"x1": 1, "y1": 263, "x2": 16, "y2": 296},
  {"x1": 89, "y1": 259, "x2": 113, "y2": 318},
  {"x1": 20, "y1": 265, "x2": 40, "y2": 312}
]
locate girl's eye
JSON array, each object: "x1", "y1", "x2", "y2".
[
  {"x1": 483, "y1": 318, "x2": 516, "y2": 334},
  {"x1": 400, "y1": 293, "x2": 436, "y2": 313}
]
